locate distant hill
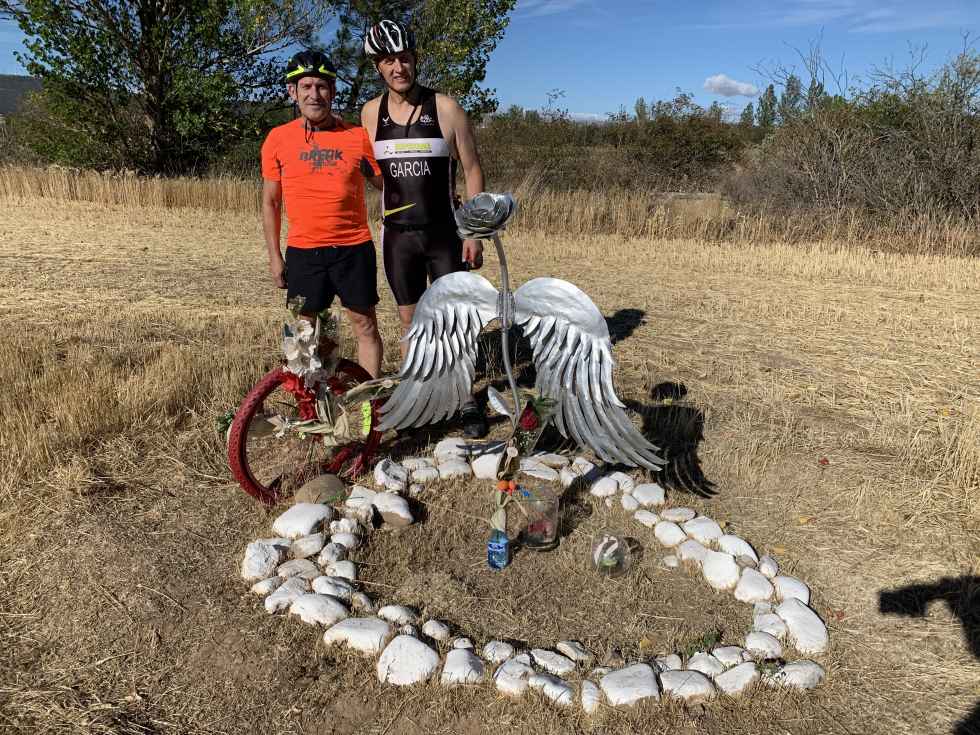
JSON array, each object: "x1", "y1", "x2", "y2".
[{"x1": 0, "y1": 75, "x2": 41, "y2": 117}]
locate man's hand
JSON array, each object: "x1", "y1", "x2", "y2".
[
  {"x1": 269, "y1": 254, "x2": 287, "y2": 289},
  {"x1": 462, "y1": 239, "x2": 483, "y2": 270}
]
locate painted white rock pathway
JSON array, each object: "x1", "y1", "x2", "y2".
[
  {"x1": 250, "y1": 576, "x2": 282, "y2": 595},
  {"x1": 655, "y1": 654, "x2": 682, "y2": 672},
  {"x1": 745, "y1": 631, "x2": 783, "y2": 659},
  {"x1": 712, "y1": 646, "x2": 749, "y2": 668},
  {"x1": 438, "y1": 460, "x2": 472, "y2": 479},
  {"x1": 735, "y1": 568, "x2": 775, "y2": 603},
  {"x1": 317, "y1": 542, "x2": 346, "y2": 567},
  {"x1": 600, "y1": 664, "x2": 660, "y2": 706},
  {"x1": 687, "y1": 652, "x2": 725, "y2": 678},
  {"x1": 678, "y1": 539, "x2": 709, "y2": 565},
  {"x1": 770, "y1": 660, "x2": 826, "y2": 689},
  {"x1": 277, "y1": 559, "x2": 319, "y2": 580},
  {"x1": 702, "y1": 551, "x2": 740, "y2": 590},
  {"x1": 528, "y1": 673, "x2": 574, "y2": 706},
  {"x1": 377, "y1": 635, "x2": 440, "y2": 685},
  {"x1": 682, "y1": 516, "x2": 723, "y2": 544},
  {"x1": 718, "y1": 535, "x2": 758, "y2": 564},
  {"x1": 272, "y1": 503, "x2": 333, "y2": 539},
  {"x1": 288, "y1": 594, "x2": 348, "y2": 626},
  {"x1": 580, "y1": 680, "x2": 602, "y2": 714},
  {"x1": 311, "y1": 576, "x2": 353, "y2": 601},
  {"x1": 660, "y1": 670, "x2": 716, "y2": 701},
  {"x1": 590, "y1": 476, "x2": 618, "y2": 497},
  {"x1": 241, "y1": 541, "x2": 284, "y2": 582},
  {"x1": 758, "y1": 555, "x2": 779, "y2": 578},
  {"x1": 290, "y1": 533, "x2": 325, "y2": 559},
  {"x1": 776, "y1": 599, "x2": 829, "y2": 654},
  {"x1": 441, "y1": 648, "x2": 485, "y2": 685},
  {"x1": 372, "y1": 493, "x2": 413, "y2": 527},
  {"x1": 323, "y1": 616, "x2": 393, "y2": 655},
  {"x1": 715, "y1": 661, "x2": 759, "y2": 695},
  {"x1": 556, "y1": 640, "x2": 592, "y2": 664},
  {"x1": 774, "y1": 576, "x2": 811, "y2": 605},
  {"x1": 422, "y1": 619, "x2": 450, "y2": 641},
  {"x1": 661, "y1": 507, "x2": 695, "y2": 523},
  {"x1": 378, "y1": 605, "x2": 418, "y2": 626},
  {"x1": 754, "y1": 612, "x2": 788, "y2": 639},
  {"x1": 531, "y1": 649, "x2": 576, "y2": 676},
  {"x1": 264, "y1": 577, "x2": 308, "y2": 613},
  {"x1": 654, "y1": 521, "x2": 687, "y2": 547},
  {"x1": 495, "y1": 654, "x2": 535, "y2": 696},
  {"x1": 632, "y1": 483, "x2": 665, "y2": 507},
  {"x1": 634, "y1": 510, "x2": 659, "y2": 528},
  {"x1": 483, "y1": 641, "x2": 514, "y2": 664}
]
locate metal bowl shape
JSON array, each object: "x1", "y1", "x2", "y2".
[{"x1": 455, "y1": 192, "x2": 518, "y2": 239}]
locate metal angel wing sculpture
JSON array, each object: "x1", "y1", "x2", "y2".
[{"x1": 378, "y1": 193, "x2": 665, "y2": 471}]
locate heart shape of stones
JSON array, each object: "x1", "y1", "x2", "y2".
[{"x1": 240, "y1": 442, "x2": 831, "y2": 711}]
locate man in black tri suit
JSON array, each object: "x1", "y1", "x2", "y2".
[{"x1": 361, "y1": 19, "x2": 489, "y2": 438}]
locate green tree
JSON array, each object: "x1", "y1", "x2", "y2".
[
  {"x1": 706, "y1": 100, "x2": 724, "y2": 122},
  {"x1": 634, "y1": 96, "x2": 648, "y2": 122},
  {"x1": 806, "y1": 76, "x2": 827, "y2": 112},
  {"x1": 0, "y1": 0, "x2": 324, "y2": 173},
  {"x1": 757, "y1": 83, "x2": 777, "y2": 130},
  {"x1": 327, "y1": 0, "x2": 515, "y2": 119},
  {"x1": 778, "y1": 73, "x2": 803, "y2": 123},
  {"x1": 739, "y1": 101, "x2": 755, "y2": 127}
]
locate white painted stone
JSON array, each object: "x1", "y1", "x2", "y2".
[
  {"x1": 399, "y1": 624, "x2": 418, "y2": 637},
  {"x1": 330, "y1": 518, "x2": 361, "y2": 536},
  {"x1": 589, "y1": 666, "x2": 612, "y2": 679},
  {"x1": 572, "y1": 457, "x2": 596, "y2": 475},
  {"x1": 264, "y1": 577, "x2": 309, "y2": 613},
  {"x1": 715, "y1": 661, "x2": 759, "y2": 695},
  {"x1": 774, "y1": 576, "x2": 811, "y2": 605},
  {"x1": 660, "y1": 507, "x2": 695, "y2": 523},
  {"x1": 677, "y1": 539, "x2": 709, "y2": 565},
  {"x1": 471, "y1": 449, "x2": 504, "y2": 480},
  {"x1": 401, "y1": 457, "x2": 435, "y2": 471},
  {"x1": 349, "y1": 592, "x2": 375, "y2": 614},
  {"x1": 452, "y1": 637, "x2": 474, "y2": 650},
  {"x1": 528, "y1": 674, "x2": 574, "y2": 706},
  {"x1": 734, "y1": 568, "x2": 775, "y2": 603},
  {"x1": 434, "y1": 437, "x2": 470, "y2": 460},
  {"x1": 377, "y1": 605, "x2": 419, "y2": 626},
  {"x1": 241, "y1": 541, "x2": 284, "y2": 582},
  {"x1": 330, "y1": 532, "x2": 361, "y2": 550},
  {"x1": 655, "y1": 654, "x2": 682, "y2": 672},
  {"x1": 769, "y1": 660, "x2": 826, "y2": 689},
  {"x1": 372, "y1": 493, "x2": 413, "y2": 528},
  {"x1": 317, "y1": 542, "x2": 347, "y2": 568},
  {"x1": 736, "y1": 554, "x2": 758, "y2": 569},
  {"x1": 494, "y1": 654, "x2": 535, "y2": 696},
  {"x1": 701, "y1": 550, "x2": 742, "y2": 590},
  {"x1": 438, "y1": 459, "x2": 472, "y2": 479},
  {"x1": 754, "y1": 601, "x2": 773, "y2": 615},
  {"x1": 754, "y1": 612, "x2": 788, "y2": 639},
  {"x1": 272, "y1": 503, "x2": 334, "y2": 539},
  {"x1": 620, "y1": 494, "x2": 640, "y2": 512},
  {"x1": 559, "y1": 466, "x2": 579, "y2": 488},
  {"x1": 374, "y1": 458, "x2": 409, "y2": 489},
  {"x1": 590, "y1": 476, "x2": 619, "y2": 497},
  {"x1": 323, "y1": 616, "x2": 393, "y2": 655},
  {"x1": 289, "y1": 532, "x2": 325, "y2": 559},
  {"x1": 531, "y1": 649, "x2": 576, "y2": 676},
  {"x1": 520, "y1": 458, "x2": 559, "y2": 482},
  {"x1": 533, "y1": 452, "x2": 569, "y2": 468},
  {"x1": 660, "y1": 554, "x2": 679, "y2": 569},
  {"x1": 288, "y1": 594, "x2": 348, "y2": 626},
  {"x1": 745, "y1": 631, "x2": 783, "y2": 659},
  {"x1": 311, "y1": 576, "x2": 353, "y2": 602},
  {"x1": 329, "y1": 560, "x2": 357, "y2": 581},
  {"x1": 687, "y1": 652, "x2": 725, "y2": 678},
  {"x1": 634, "y1": 510, "x2": 659, "y2": 528},
  {"x1": 256, "y1": 536, "x2": 291, "y2": 554},
  {"x1": 682, "y1": 516, "x2": 723, "y2": 545},
  {"x1": 441, "y1": 648, "x2": 485, "y2": 685},
  {"x1": 758, "y1": 555, "x2": 779, "y2": 578},
  {"x1": 660, "y1": 670, "x2": 716, "y2": 701},
  {"x1": 277, "y1": 558, "x2": 320, "y2": 580},
  {"x1": 712, "y1": 646, "x2": 749, "y2": 668},
  {"x1": 410, "y1": 466, "x2": 440, "y2": 484},
  {"x1": 250, "y1": 576, "x2": 283, "y2": 596},
  {"x1": 608, "y1": 471, "x2": 635, "y2": 494},
  {"x1": 718, "y1": 535, "x2": 759, "y2": 564},
  {"x1": 556, "y1": 640, "x2": 592, "y2": 664},
  {"x1": 344, "y1": 485, "x2": 376, "y2": 524},
  {"x1": 483, "y1": 640, "x2": 515, "y2": 664},
  {"x1": 407, "y1": 483, "x2": 424, "y2": 498},
  {"x1": 599, "y1": 664, "x2": 660, "y2": 706},
  {"x1": 632, "y1": 483, "x2": 666, "y2": 507},
  {"x1": 654, "y1": 521, "x2": 687, "y2": 547},
  {"x1": 377, "y1": 635, "x2": 440, "y2": 685},
  {"x1": 776, "y1": 599, "x2": 829, "y2": 654},
  {"x1": 422, "y1": 619, "x2": 451, "y2": 642},
  {"x1": 580, "y1": 680, "x2": 602, "y2": 714}
]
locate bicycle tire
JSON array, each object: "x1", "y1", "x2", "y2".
[{"x1": 228, "y1": 361, "x2": 381, "y2": 505}]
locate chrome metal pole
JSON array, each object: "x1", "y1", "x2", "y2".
[{"x1": 492, "y1": 233, "x2": 521, "y2": 429}]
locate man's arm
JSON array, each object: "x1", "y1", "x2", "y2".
[
  {"x1": 438, "y1": 95, "x2": 485, "y2": 268},
  {"x1": 262, "y1": 179, "x2": 286, "y2": 288},
  {"x1": 360, "y1": 100, "x2": 384, "y2": 192}
]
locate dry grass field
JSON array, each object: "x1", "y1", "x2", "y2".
[{"x1": 0, "y1": 187, "x2": 978, "y2": 735}]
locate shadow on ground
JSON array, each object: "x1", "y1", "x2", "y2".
[{"x1": 879, "y1": 576, "x2": 980, "y2": 735}]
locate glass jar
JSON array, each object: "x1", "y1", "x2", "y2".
[{"x1": 521, "y1": 488, "x2": 560, "y2": 551}]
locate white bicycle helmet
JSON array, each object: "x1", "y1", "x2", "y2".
[{"x1": 364, "y1": 19, "x2": 416, "y2": 58}]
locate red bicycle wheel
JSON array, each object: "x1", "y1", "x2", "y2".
[{"x1": 228, "y1": 361, "x2": 381, "y2": 505}]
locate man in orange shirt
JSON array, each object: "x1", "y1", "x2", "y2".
[{"x1": 261, "y1": 51, "x2": 384, "y2": 377}]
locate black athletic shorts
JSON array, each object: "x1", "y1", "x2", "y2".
[
  {"x1": 382, "y1": 224, "x2": 464, "y2": 306},
  {"x1": 284, "y1": 241, "x2": 379, "y2": 313}
]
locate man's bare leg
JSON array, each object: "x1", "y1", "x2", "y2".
[
  {"x1": 345, "y1": 306, "x2": 382, "y2": 378},
  {"x1": 397, "y1": 304, "x2": 416, "y2": 360}
]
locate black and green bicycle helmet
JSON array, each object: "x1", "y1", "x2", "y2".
[{"x1": 284, "y1": 50, "x2": 337, "y2": 84}]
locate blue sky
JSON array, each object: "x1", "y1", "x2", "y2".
[{"x1": 3, "y1": 0, "x2": 980, "y2": 119}]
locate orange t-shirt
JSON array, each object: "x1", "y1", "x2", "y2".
[{"x1": 261, "y1": 118, "x2": 381, "y2": 248}]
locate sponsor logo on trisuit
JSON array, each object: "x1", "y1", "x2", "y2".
[
  {"x1": 419, "y1": 114, "x2": 435, "y2": 125},
  {"x1": 389, "y1": 160, "x2": 431, "y2": 177},
  {"x1": 383, "y1": 141, "x2": 433, "y2": 156}
]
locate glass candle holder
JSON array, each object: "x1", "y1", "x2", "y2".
[
  {"x1": 521, "y1": 489, "x2": 560, "y2": 551},
  {"x1": 591, "y1": 529, "x2": 633, "y2": 577}
]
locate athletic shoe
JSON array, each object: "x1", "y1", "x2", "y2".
[{"x1": 460, "y1": 401, "x2": 488, "y2": 439}]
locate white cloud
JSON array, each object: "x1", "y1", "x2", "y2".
[
  {"x1": 518, "y1": 0, "x2": 591, "y2": 18},
  {"x1": 704, "y1": 74, "x2": 759, "y2": 97},
  {"x1": 568, "y1": 111, "x2": 605, "y2": 122}
]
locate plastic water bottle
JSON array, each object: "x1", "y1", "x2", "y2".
[{"x1": 487, "y1": 530, "x2": 510, "y2": 570}]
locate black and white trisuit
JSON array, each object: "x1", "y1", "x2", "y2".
[{"x1": 373, "y1": 85, "x2": 464, "y2": 306}]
